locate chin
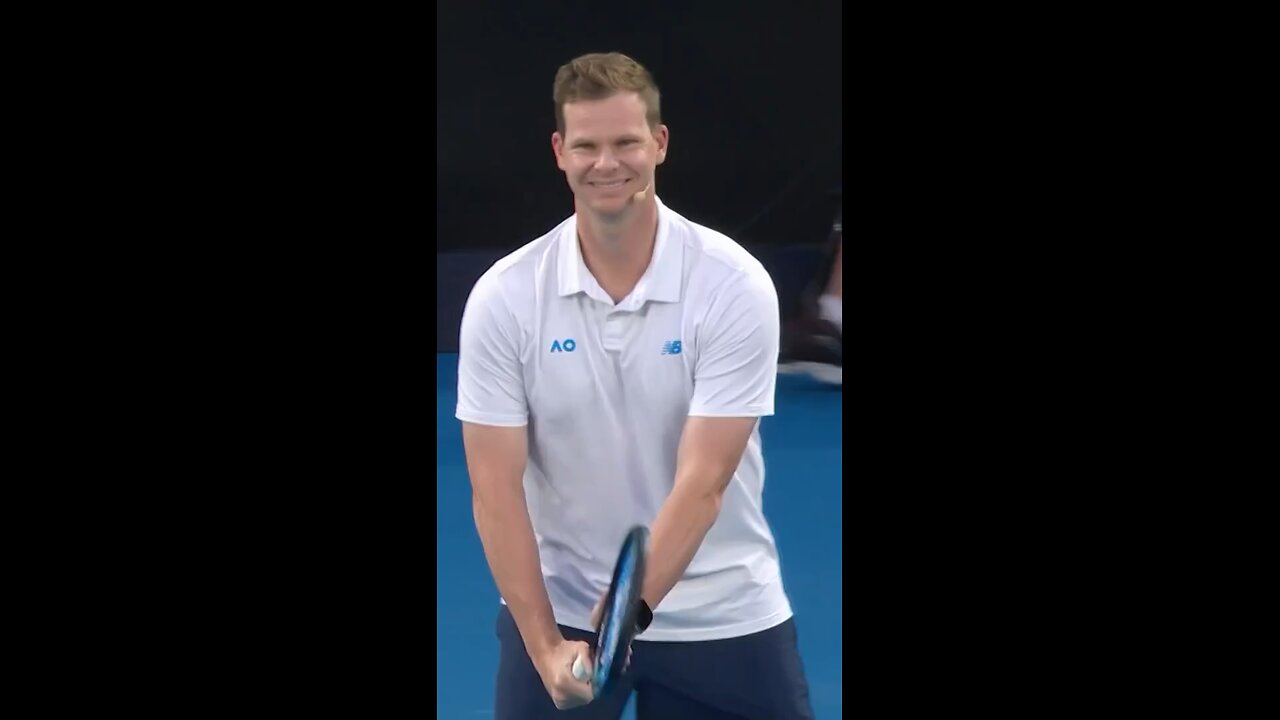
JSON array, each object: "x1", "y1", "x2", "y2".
[{"x1": 581, "y1": 196, "x2": 630, "y2": 215}]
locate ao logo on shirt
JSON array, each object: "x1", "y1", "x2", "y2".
[{"x1": 549, "y1": 338, "x2": 576, "y2": 352}]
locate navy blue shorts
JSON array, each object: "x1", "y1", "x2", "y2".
[{"x1": 494, "y1": 606, "x2": 815, "y2": 719}]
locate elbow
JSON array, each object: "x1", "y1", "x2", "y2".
[
  {"x1": 673, "y1": 454, "x2": 741, "y2": 514},
  {"x1": 471, "y1": 488, "x2": 500, "y2": 530},
  {"x1": 706, "y1": 490, "x2": 725, "y2": 517},
  {"x1": 471, "y1": 483, "x2": 523, "y2": 529},
  {"x1": 709, "y1": 474, "x2": 732, "y2": 506},
  {"x1": 471, "y1": 492, "x2": 485, "y2": 530},
  {"x1": 682, "y1": 469, "x2": 733, "y2": 513}
]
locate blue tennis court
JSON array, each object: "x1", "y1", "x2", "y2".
[{"x1": 437, "y1": 353, "x2": 843, "y2": 718}]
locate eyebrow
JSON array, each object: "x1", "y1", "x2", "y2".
[{"x1": 570, "y1": 135, "x2": 642, "y2": 148}]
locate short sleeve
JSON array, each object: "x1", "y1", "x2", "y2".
[
  {"x1": 455, "y1": 273, "x2": 529, "y2": 427},
  {"x1": 688, "y1": 270, "x2": 780, "y2": 418}
]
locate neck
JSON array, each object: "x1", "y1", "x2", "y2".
[{"x1": 576, "y1": 199, "x2": 659, "y2": 303}]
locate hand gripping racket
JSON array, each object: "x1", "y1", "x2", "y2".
[{"x1": 572, "y1": 526, "x2": 648, "y2": 695}]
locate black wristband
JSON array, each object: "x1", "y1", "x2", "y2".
[{"x1": 636, "y1": 599, "x2": 653, "y2": 633}]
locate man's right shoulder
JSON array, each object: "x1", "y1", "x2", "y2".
[{"x1": 469, "y1": 217, "x2": 571, "y2": 300}]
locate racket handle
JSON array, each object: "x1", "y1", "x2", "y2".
[{"x1": 572, "y1": 655, "x2": 588, "y2": 682}]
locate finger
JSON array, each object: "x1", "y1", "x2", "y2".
[
  {"x1": 569, "y1": 643, "x2": 594, "y2": 685},
  {"x1": 556, "y1": 654, "x2": 594, "y2": 709},
  {"x1": 589, "y1": 597, "x2": 604, "y2": 628},
  {"x1": 555, "y1": 691, "x2": 593, "y2": 711},
  {"x1": 569, "y1": 659, "x2": 595, "y2": 705}
]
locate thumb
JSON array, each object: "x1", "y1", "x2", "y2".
[
  {"x1": 569, "y1": 641, "x2": 594, "y2": 683},
  {"x1": 590, "y1": 596, "x2": 605, "y2": 629}
]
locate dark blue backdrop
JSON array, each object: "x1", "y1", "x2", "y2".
[{"x1": 436, "y1": 1, "x2": 843, "y2": 254}]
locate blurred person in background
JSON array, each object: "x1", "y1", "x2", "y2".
[{"x1": 780, "y1": 197, "x2": 842, "y2": 385}]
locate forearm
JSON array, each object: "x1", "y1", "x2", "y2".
[
  {"x1": 640, "y1": 481, "x2": 725, "y2": 609},
  {"x1": 640, "y1": 415, "x2": 758, "y2": 611},
  {"x1": 472, "y1": 492, "x2": 561, "y2": 661}
]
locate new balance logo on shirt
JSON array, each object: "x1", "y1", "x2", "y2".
[{"x1": 661, "y1": 340, "x2": 682, "y2": 355}]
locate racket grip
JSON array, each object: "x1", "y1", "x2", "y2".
[{"x1": 572, "y1": 655, "x2": 588, "y2": 682}]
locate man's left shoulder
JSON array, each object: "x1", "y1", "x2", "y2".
[{"x1": 675, "y1": 215, "x2": 772, "y2": 287}]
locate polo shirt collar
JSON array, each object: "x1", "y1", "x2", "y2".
[{"x1": 556, "y1": 196, "x2": 684, "y2": 306}]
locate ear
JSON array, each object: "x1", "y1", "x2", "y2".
[
  {"x1": 653, "y1": 124, "x2": 669, "y2": 166},
  {"x1": 552, "y1": 132, "x2": 567, "y2": 171}
]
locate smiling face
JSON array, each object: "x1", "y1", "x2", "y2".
[{"x1": 551, "y1": 91, "x2": 668, "y2": 218}]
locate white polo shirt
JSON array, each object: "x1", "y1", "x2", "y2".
[{"x1": 456, "y1": 197, "x2": 792, "y2": 641}]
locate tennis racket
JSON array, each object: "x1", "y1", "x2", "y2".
[{"x1": 572, "y1": 525, "x2": 648, "y2": 695}]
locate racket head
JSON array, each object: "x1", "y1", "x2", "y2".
[{"x1": 590, "y1": 525, "x2": 648, "y2": 694}]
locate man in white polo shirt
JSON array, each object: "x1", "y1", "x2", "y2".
[{"x1": 456, "y1": 51, "x2": 814, "y2": 720}]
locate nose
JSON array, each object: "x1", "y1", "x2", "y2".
[{"x1": 592, "y1": 147, "x2": 620, "y2": 172}]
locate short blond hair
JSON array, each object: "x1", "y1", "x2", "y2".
[{"x1": 553, "y1": 52, "x2": 662, "y2": 135}]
